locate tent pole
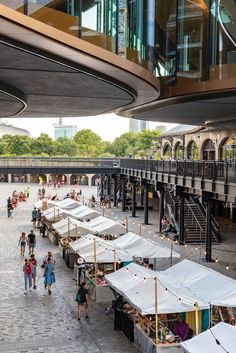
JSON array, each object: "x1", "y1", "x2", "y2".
[
  {"x1": 93, "y1": 238, "x2": 97, "y2": 285},
  {"x1": 113, "y1": 250, "x2": 117, "y2": 271},
  {"x1": 155, "y1": 277, "x2": 158, "y2": 352},
  {"x1": 76, "y1": 224, "x2": 78, "y2": 239},
  {"x1": 57, "y1": 209, "x2": 60, "y2": 221},
  {"x1": 195, "y1": 303, "x2": 199, "y2": 335},
  {"x1": 125, "y1": 216, "x2": 128, "y2": 232},
  {"x1": 68, "y1": 218, "x2": 70, "y2": 238},
  {"x1": 54, "y1": 206, "x2": 56, "y2": 222}
]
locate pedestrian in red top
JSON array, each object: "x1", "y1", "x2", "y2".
[
  {"x1": 23, "y1": 258, "x2": 33, "y2": 295},
  {"x1": 30, "y1": 254, "x2": 37, "y2": 289}
]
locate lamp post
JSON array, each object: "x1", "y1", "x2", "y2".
[
  {"x1": 125, "y1": 216, "x2": 129, "y2": 232},
  {"x1": 154, "y1": 277, "x2": 158, "y2": 352},
  {"x1": 113, "y1": 250, "x2": 117, "y2": 272},
  {"x1": 93, "y1": 238, "x2": 97, "y2": 285}
]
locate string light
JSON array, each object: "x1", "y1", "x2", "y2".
[
  {"x1": 226, "y1": 265, "x2": 229, "y2": 270},
  {"x1": 215, "y1": 258, "x2": 219, "y2": 263}
]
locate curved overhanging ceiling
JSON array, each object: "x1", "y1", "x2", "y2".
[{"x1": 0, "y1": 5, "x2": 160, "y2": 118}]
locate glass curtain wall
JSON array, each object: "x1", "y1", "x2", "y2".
[{"x1": 3, "y1": 0, "x2": 235, "y2": 80}]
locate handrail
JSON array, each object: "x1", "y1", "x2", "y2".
[{"x1": 185, "y1": 199, "x2": 204, "y2": 235}]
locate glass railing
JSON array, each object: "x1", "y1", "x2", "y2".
[{"x1": 1, "y1": 0, "x2": 235, "y2": 86}]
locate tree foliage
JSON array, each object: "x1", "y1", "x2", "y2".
[{"x1": 0, "y1": 128, "x2": 162, "y2": 158}]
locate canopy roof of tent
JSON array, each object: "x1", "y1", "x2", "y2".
[
  {"x1": 105, "y1": 263, "x2": 207, "y2": 315},
  {"x1": 69, "y1": 216, "x2": 126, "y2": 236},
  {"x1": 70, "y1": 234, "x2": 132, "y2": 263},
  {"x1": 63, "y1": 205, "x2": 101, "y2": 220},
  {"x1": 159, "y1": 259, "x2": 236, "y2": 307},
  {"x1": 111, "y1": 232, "x2": 180, "y2": 259},
  {"x1": 181, "y1": 322, "x2": 236, "y2": 353}
]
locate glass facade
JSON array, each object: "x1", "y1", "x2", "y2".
[
  {"x1": 54, "y1": 125, "x2": 77, "y2": 139},
  {"x1": 2, "y1": 0, "x2": 236, "y2": 83}
]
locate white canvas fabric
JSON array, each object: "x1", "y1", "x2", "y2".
[
  {"x1": 50, "y1": 198, "x2": 81, "y2": 209},
  {"x1": 159, "y1": 259, "x2": 236, "y2": 307},
  {"x1": 181, "y1": 322, "x2": 236, "y2": 353},
  {"x1": 111, "y1": 232, "x2": 180, "y2": 259},
  {"x1": 43, "y1": 207, "x2": 63, "y2": 221},
  {"x1": 105, "y1": 263, "x2": 207, "y2": 315},
  {"x1": 63, "y1": 206, "x2": 101, "y2": 220},
  {"x1": 70, "y1": 234, "x2": 132, "y2": 263}
]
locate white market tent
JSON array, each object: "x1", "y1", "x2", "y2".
[
  {"x1": 105, "y1": 263, "x2": 208, "y2": 315},
  {"x1": 52, "y1": 217, "x2": 80, "y2": 237},
  {"x1": 50, "y1": 198, "x2": 81, "y2": 210},
  {"x1": 43, "y1": 207, "x2": 64, "y2": 221},
  {"x1": 181, "y1": 322, "x2": 236, "y2": 353},
  {"x1": 68, "y1": 216, "x2": 126, "y2": 236},
  {"x1": 34, "y1": 198, "x2": 81, "y2": 210},
  {"x1": 111, "y1": 232, "x2": 180, "y2": 259},
  {"x1": 63, "y1": 205, "x2": 101, "y2": 220},
  {"x1": 159, "y1": 259, "x2": 236, "y2": 307},
  {"x1": 70, "y1": 234, "x2": 132, "y2": 263}
]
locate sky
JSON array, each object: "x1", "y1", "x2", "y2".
[{"x1": 6, "y1": 114, "x2": 177, "y2": 142}]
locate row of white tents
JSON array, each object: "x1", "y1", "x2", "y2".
[
  {"x1": 106, "y1": 259, "x2": 236, "y2": 315},
  {"x1": 69, "y1": 232, "x2": 180, "y2": 263}
]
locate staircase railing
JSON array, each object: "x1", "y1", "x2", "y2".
[
  {"x1": 190, "y1": 196, "x2": 221, "y2": 243},
  {"x1": 165, "y1": 190, "x2": 179, "y2": 232},
  {"x1": 185, "y1": 199, "x2": 204, "y2": 242}
]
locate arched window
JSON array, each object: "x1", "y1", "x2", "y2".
[
  {"x1": 186, "y1": 140, "x2": 199, "y2": 160},
  {"x1": 174, "y1": 141, "x2": 184, "y2": 159},
  {"x1": 201, "y1": 139, "x2": 215, "y2": 160},
  {"x1": 163, "y1": 143, "x2": 172, "y2": 159}
]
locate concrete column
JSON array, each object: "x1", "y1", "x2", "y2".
[
  {"x1": 65, "y1": 174, "x2": 71, "y2": 185},
  {"x1": 113, "y1": 176, "x2": 117, "y2": 207},
  {"x1": 100, "y1": 175, "x2": 104, "y2": 196},
  {"x1": 87, "y1": 174, "x2": 95, "y2": 186},
  {"x1": 206, "y1": 201, "x2": 212, "y2": 262},
  {"x1": 144, "y1": 186, "x2": 149, "y2": 225},
  {"x1": 159, "y1": 188, "x2": 164, "y2": 233},
  {"x1": 122, "y1": 180, "x2": 126, "y2": 212},
  {"x1": 8, "y1": 174, "x2": 12, "y2": 183},
  {"x1": 140, "y1": 188, "x2": 144, "y2": 206},
  {"x1": 46, "y1": 174, "x2": 50, "y2": 184},
  {"x1": 131, "y1": 183, "x2": 136, "y2": 218},
  {"x1": 179, "y1": 195, "x2": 185, "y2": 244},
  {"x1": 26, "y1": 174, "x2": 31, "y2": 183}
]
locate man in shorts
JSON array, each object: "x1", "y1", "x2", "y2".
[{"x1": 28, "y1": 230, "x2": 36, "y2": 255}]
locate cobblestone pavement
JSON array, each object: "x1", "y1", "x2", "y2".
[
  {"x1": 1, "y1": 183, "x2": 235, "y2": 353},
  {"x1": 0, "y1": 184, "x2": 140, "y2": 353}
]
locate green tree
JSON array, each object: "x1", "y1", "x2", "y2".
[
  {"x1": 54, "y1": 137, "x2": 77, "y2": 156},
  {"x1": 136, "y1": 129, "x2": 161, "y2": 152},
  {"x1": 111, "y1": 132, "x2": 138, "y2": 157},
  {"x1": 1, "y1": 134, "x2": 32, "y2": 155},
  {"x1": 73, "y1": 129, "x2": 102, "y2": 157},
  {"x1": 30, "y1": 133, "x2": 55, "y2": 156}
]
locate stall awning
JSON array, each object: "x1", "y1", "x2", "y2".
[
  {"x1": 63, "y1": 205, "x2": 101, "y2": 220},
  {"x1": 181, "y1": 322, "x2": 236, "y2": 353},
  {"x1": 68, "y1": 216, "x2": 126, "y2": 236},
  {"x1": 43, "y1": 207, "x2": 64, "y2": 221},
  {"x1": 105, "y1": 263, "x2": 207, "y2": 315},
  {"x1": 111, "y1": 232, "x2": 180, "y2": 259},
  {"x1": 50, "y1": 198, "x2": 81, "y2": 209},
  {"x1": 70, "y1": 234, "x2": 132, "y2": 263},
  {"x1": 159, "y1": 259, "x2": 236, "y2": 307}
]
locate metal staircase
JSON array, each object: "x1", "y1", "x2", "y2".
[{"x1": 165, "y1": 190, "x2": 221, "y2": 244}]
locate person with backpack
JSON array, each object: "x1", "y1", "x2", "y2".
[
  {"x1": 30, "y1": 254, "x2": 37, "y2": 289},
  {"x1": 76, "y1": 282, "x2": 89, "y2": 321},
  {"x1": 18, "y1": 232, "x2": 28, "y2": 256},
  {"x1": 23, "y1": 258, "x2": 33, "y2": 294},
  {"x1": 28, "y1": 230, "x2": 36, "y2": 255}
]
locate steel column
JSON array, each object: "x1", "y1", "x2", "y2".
[
  {"x1": 131, "y1": 183, "x2": 136, "y2": 217},
  {"x1": 206, "y1": 201, "x2": 212, "y2": 262},
  {"x1": 144, "y1": 186, "x2": 149, "y2": 225},
  {"x1": 179, "y1": 194, "x2": 185, "y2": 244}
]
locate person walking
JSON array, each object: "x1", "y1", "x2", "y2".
[
  {"x1": 32, "y1": 207, "x2": 37, "y2": 227},
  {"x1": 30, "y1": 254, "x2": 37, "y2": 289},
  {"x1": 7, "y1": 197, "x2": 13, "y2": 218},
  {"x1": 36, "y1": 209, "x2": 42, "y2": 228},
  {"x1": 76, "y1": 282, "x2": 89, "y2": 321},
  {"x1": 42, "y1": 187, "x2": 46, "y2": 198},
  {"x1": 40, "y1": 221, "x2": 47, "y2": 238},
  {"x1": 28, "y1": 230, "x2": 36, "y2": 255},
  {"x1": 26, "y1": 186, "x2": 30, "y2": 198},
  {"x1": 18, "y1": 232, "x2": 28, "y2": 256},
  {"x1": 23, "y1": 258, "x2": 33, "y2": 294},
  {"x1": 44, "y1": 257, "x2": 56, "y2": 295}
]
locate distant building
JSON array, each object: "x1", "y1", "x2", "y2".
[
  {"x1": 129, "y1": 118, "x2": 149, "y2": 133},
  {"x1": 54, "y1": 118, "x2": 77, "y2": 139},
  {"x1": 0, "y1": 120, "x2": 30, "y2": 137}
]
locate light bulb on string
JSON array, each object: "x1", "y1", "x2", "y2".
[
  {"x1": 195, "y1": 247, "x2": 198, "y2": 251},
  {"x1": 178, "y1": 298, "x2": 181, "y2": 303},
  {"x1": 165, "y1": 288, "x2": 168, "y2": 293},
  {"x1": 215, "y1": 257, "x2": 219, "y2": 263},
  {"x1": 226, "y1": 265, "x2": 229, "y2": 270}
]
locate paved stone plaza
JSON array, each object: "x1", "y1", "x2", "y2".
[{"x1": 0, "y1": 183, "x2": 235, "y2": 353}]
